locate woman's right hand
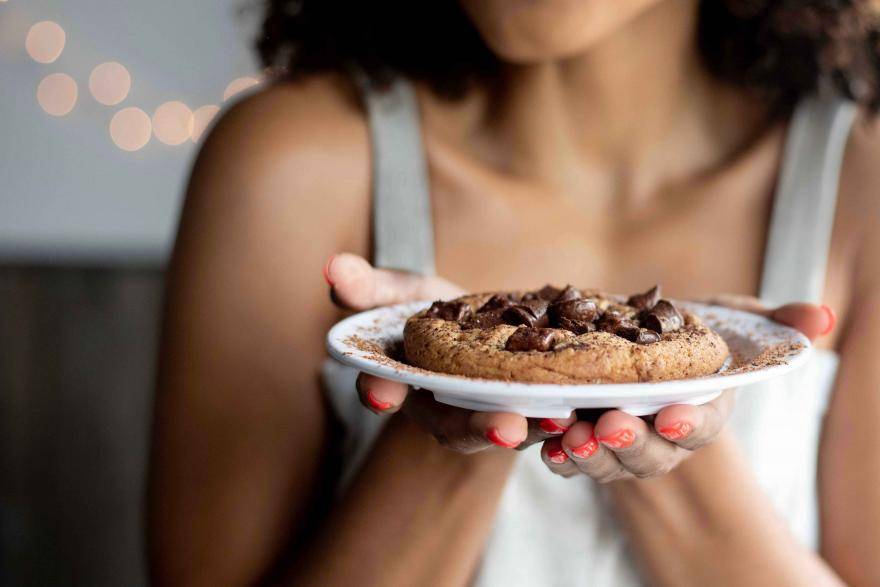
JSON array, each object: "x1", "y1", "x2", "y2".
[{"x1": 325, "y1": 253, "x2": 576, "y2": 453}]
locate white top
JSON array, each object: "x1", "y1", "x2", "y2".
[{"x1": 322, "y1": 80, "x2": 857, "y2": 586}]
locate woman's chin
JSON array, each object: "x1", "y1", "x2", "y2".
[{"x1": 462, "y1": 0, "x2": 665, "y2": 64}]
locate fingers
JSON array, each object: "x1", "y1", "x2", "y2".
[
  {"x1": 403, "y1": 389, "x2": 528, "y2": 454},
  {"x1": 653, "y1": 391, "x2": 735, "y2": 450},
  {"x1": 520, "y1": 414, "x2": 577, "y2": 450},
  {"x1": 547, "y1": 395, "x2": 734, "y2": 482},
  {"x1": 701, "y1": 294, "x2": 836, "y2": 341},
  {"x1": 772, "y1": 303, "x2": 836, "y2": 341},
  {"x1": 356, "y1": 373, "x2": 410, "y2": 414},
  {"x1": 325, "y1": 253, "x2": 464, "y2": 311},
  {"x1": 540, "y1": 437, "x2": 579, "y2": 477},
  {"x1": 359, "y1": 373, "x2": 531, "y2": 453},
  {"x1": 559, "y1": 421, "x2": 629, "y2": 483},
  {"x1": 593, "y1": 411, "x2": 684, "y2": 478}
]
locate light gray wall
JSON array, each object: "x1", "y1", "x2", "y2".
[{"x1": 0, "y1": 0, "x2": 261, "y2": 264}]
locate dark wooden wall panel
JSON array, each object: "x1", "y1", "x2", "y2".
[{"x1": 0, "y1": 266, "x2": 163, "y2": 587}]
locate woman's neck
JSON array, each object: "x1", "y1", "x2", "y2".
[{"x1": 432, "y1": 0, "x2": 772, "y2": 205}]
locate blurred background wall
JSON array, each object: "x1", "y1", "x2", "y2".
[{"x1": 0, "y1": 1, "x2": 262, "y2": 584}]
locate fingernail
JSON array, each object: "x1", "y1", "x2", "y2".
[
  {"x1": 539, "y1": 418, "x2": 570, "y2": 434},
  {"x1": 323, "y1": 255, "x2": 336, "y2": 286},
  {"x1": 820, "y1": 304, "x2": 836, "y2": 336},
  {"x1": 487, "y1": 427, "x2": 520, "y2": 448},
  {"x1": 597, "y1": 429, "x2": 635, "y2": 449},
  {"x1": 658, "y1": 421, "x2": 692, "y2": 441},
  {"x1": 571, "y1": 436, "x2": 599, "y2": 459},
  {"x1": 366, "y1": 391, "x2": 393, "y2": 411},
  {"x1": 546, "y1": 438, "x2": 569, "y2": 464}
]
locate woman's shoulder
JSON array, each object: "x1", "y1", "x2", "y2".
[
  {"x1": 215, "y1": 73, "x2": 367, "y2": 160},
  {"x1": 183, "y1": 73, "x2": 372, "y2": 253},
  {"x1": 204, "y1": 73, "x2": 369, "y2": 192}
]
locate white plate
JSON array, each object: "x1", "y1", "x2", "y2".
[{"x1": 326, "y1": 300, "x2": 812, "y2": 417}]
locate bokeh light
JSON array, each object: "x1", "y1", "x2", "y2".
[
  {"x1": 152, "y1": 101, "x2": 193, "y2": 146},
  {"x1": 191, "y1": 105, "x2": 220, "y2": 142},
  {"x1": 36, "y1": 73, "x2": 77, "y2": 116},
  {"x1": 223, "y1": 77, "x2": 260, "y2": 101},
  {"x1": 110, "y1": 107, "x2": 152, "y2": 152},
  {"x1": 89, "y1": 62, "x2": 131, "y2": 106},
  {"x1": 25, "y1": 21, "x2": 66, "y2": 64}
]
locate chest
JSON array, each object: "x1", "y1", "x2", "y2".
[{"x1": 429, "y1": 162, "x2": 774, "y2": 300}]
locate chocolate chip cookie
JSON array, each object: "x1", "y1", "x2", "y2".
[{"x1": 403, "y1": 285, "x2": 729, "y2": 383}]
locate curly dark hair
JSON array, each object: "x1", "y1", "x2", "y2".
[{"x1": 258, "y1": 0, "x2": 880, "y2": 113}]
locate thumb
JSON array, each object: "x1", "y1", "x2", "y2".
[
  {"x1": 772, "y1": 303, "x2": 836, "y2": 341},
  {"x1": 700, "y1": 294, "x2": 836, "y2": 341},
  {"x1": 324, "y1": 252, "x2": 464, "y2": 311}
]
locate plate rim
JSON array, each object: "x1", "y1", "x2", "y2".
[{"x1": 326, "y1": 299, "x2": 813, "y2": 399}]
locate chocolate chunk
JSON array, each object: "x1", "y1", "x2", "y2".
[
  {"x1": 615, "y1": 325, "x2": 661, "y2": 344},
  {"x1": 505, "y1": 327, "x2": 557, "y2": 352},
  {"x1": 478, "y1": 294, "x2": 515, "y2": 313},
  {"x1": 503, "y1": 299, "x2": 550, "y2": 327},
  {"x1": 613, "y1": 324, "x2": 641, "y2": 342},
  {"x1": 559, "y1": 317, "x2": 597, "y2": 334},
  {"x1": 627, "y1": 285, "x2": 661, "y2": 311},
  {"x1": 642, "y1": 299, "x2": 683, "y2": 334},
  {"x1": 426, "y1": 300, "x2": 472, "y2": 322},
  {"x1": 596, "y1": 311, "x2": 631, "y2": 333},
  {"x1": 550, "y1": 298, "x2": 598, "y2": 323},
  {"x1": 554, "y1": 285, "x2": 582, "y2": 302},
  {"x1": 461, "y1": 309, "x2": 505, "y2": 329},
  {"x1": 549, "y1": 299, "x2": 598, "y2": 333},
  {"x1": 523, "y1": 298, "x2": 550, "y2": 317},
  {"x1": 636, "y1": 329, "x2": 661, "y2": 344},
  {"x1": 522, "y1": 285, "x2": 562, "y2": 301}
]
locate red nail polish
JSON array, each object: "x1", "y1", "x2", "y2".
[
  {"x1": 487, "y1": 428, "x2": 520, "y2": 448},
  {"x1": 572, "y1": 436, "x2": 599, "y2": 458},
  {"x1": 820, "y1": 304, "x2": 836, "y2": 336},
  {"x1": 597, "y1": 429, "x2": 635, "y2": 449},
  {"x1": 366, "y1": 391, "x2": 392, "y2": 411},
  {"x1": 658, "y1": 421, "x2": 692, "y2": 441},
  {"x1": 546, "y1": 438, "x2": 569, "y2": 464},
  {"x1": 539, "y1": 418, "x2": 570, "y2": 434},
  {"x1": 323, "y1": 255, "x2": 336, "y2": 286}
]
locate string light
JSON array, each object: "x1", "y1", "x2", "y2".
[
  {"x1": 89, "y1": 61, "x2": 131, "y2": 106},
  {"x1": 110, "y1": 107, "x2": 152, "y2": 152},
  {"x1": 223, "y1": 77, "x2": 260, "y2": 101},
  {"x1": 17, "y1": 8, "x2": 262, "y2": 152},
  {"x1": 37, "y1": 73, "x2": 77, "y2": 116},
  {"x1": 152, "y1": 101, "x2": 193, "y2": 146},
  {"x1": 25, "y1": 21, "x2": 65, "y2": 64}
]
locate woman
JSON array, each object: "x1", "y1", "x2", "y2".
[{"x1": 148, "y1": 1, "x2": 880, "y2": 585}]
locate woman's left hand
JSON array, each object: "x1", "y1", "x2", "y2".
[{"x1": 539, "y1": 296, "x2": 837, "y2": 482}]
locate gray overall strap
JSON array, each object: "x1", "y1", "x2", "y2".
[
  {"x1": 759, "y1": 97, "x2": 857, "y2": 305},
  {"x1": 362, "y1": 78, "x2": 436, "y2": 275}
]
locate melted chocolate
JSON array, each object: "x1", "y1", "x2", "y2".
[
  {"x1": 427, "y1": 284, "x2": 684, "y2": 349},
  {"x1": 627, "y1": 285, "x2": 661, "y2": 311},
  {"x1": 642, "y1": 299, "x2": 683, "y2": 334},
  {"x1": 426, "y1": 300, "x2": 471, "y2": 322},
  {"x1": 505, "y1": 327, "x2": 557, "y2": 352}
]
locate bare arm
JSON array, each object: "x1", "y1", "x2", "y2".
[
  {"x1": 147, "y1": 81, "x2": 526, "y2": 587},
  {"x1": 820, "y1": 210, "x2": 880, "y2": 586},
  {"x1": 608, "y1": 435, "x2": 846, "y2": 587},
  {"x1": 537, "y1": 300, "x2": 849, "y2": 586},
  {"x1": 591, "y1": 123, "x2": 880, "y2": 587},
  {"x1": 288, "y1": 414, "x2": 514, "y2": 586},
  {"x1": 593, "y1": 259, "x2": 879, "y2": 587}
]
